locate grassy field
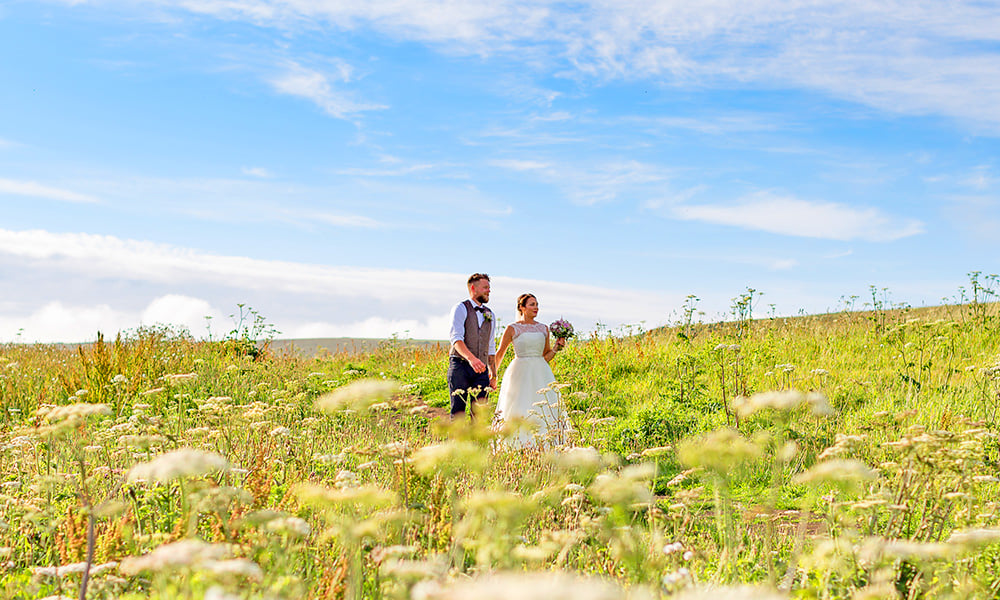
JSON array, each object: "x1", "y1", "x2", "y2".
[{"x1": 3, "y1": 288, "x2": 1000, "y2": 599}]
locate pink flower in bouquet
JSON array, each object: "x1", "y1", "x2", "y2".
[{"x1": 549, "y1": 319, "x2": 575, "y2": 340}]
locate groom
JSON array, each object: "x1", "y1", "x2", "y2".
[{"x1": 447, "y1": 273, "x2": 497, "y2": 420}]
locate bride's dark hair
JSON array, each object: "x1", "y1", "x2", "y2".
[{"x1": 516, "y1": 293, "x2": 536, "y2": 316}]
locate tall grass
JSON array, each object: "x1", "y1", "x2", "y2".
[{"x1": 2, "y1": 285, "x2": 1000, "y2": 599}]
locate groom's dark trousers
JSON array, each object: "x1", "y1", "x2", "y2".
[{"x1": 448, "y1": 356, "x2": 490, "y2": 419}]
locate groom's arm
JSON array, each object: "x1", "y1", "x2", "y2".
[
  {"x1": 487, "y1": 320, "x2": 497, "y2": 386},
  {"x1": 452, "y1": 340, "x2": 486, "y2": 372},
  {"x1": 487, "y1": 354, "x2": 497, "y2": 388}
]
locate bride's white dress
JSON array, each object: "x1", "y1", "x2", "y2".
[{"x1": 494, "y1": 322, "x2": 572, "y2": 449}]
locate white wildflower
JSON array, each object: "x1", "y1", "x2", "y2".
[
  {"x1": 119, "y1": 539, "x2": 229, "y2": 574},
  {"x1": 32, "y1": 561, "x2": 118, "y2": 578},
  {"x1": 39, "y1": 403, "x2": 112, "y2": 423},
  {"x1": 640, "y1": 445, "x2": 672, "y2": 458},
  {"x1": 266, "y1": 516, "x2": 311, "y2": 538},
  {"x1": 412, "y1": 571, "x2": 627, "y2": 600},
  {"x1": 947, "y1": 527, "x2": 1000, "y2": 549},
  {"x1": 207, "y1": 558, "x2": 263, "y2": 580},
  {"x1": 793, "y1": 459, "x2": 878, "y2": 487},
  {"x1": 313, "y1": 453, "x2": 347, "y2": 465},
  {"x1": 127, "y1": 448, "x2": 231, "y2": 484},
  {"x1": 334, "y1": 470, "x2": 359, "y2": 489},
  {"x1": 732, "y1": 390, "x2": 805, "y2": 417},
  {"x1": 548, "y1": 446, "x2": 609, "y2": 475},
  {"x1": 673, "y1": 586, "x2": 786, "y2": 600},
  {"x1": 661, "y1": 567, "x2": 691, "y2": 587},
  {"x1": 204, "y1": 587, "x2": 241, "y2": 600},
  {"x1": 163, "y1": 373, "x2": 198, "y2": 384},
  {"x1": 662, "y1": 542, "x2": 684, "y2": 555},
  {"x1": 379, "y1": 441, "x2": 410, "y2": 457},
  {"x1": 315, "y1": 379, "x2": 400, "y2": 412}
]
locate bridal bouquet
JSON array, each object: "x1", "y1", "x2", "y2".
[{"x1": 549, "y1": 319, "x2": 575, "y2": 340}]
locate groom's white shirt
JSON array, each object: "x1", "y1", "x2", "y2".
[{"x1": 449, "y1": 301, "x2": 497, "y2": 355}]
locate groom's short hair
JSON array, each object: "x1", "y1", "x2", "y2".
[{"x1": 468, "y1": 273, "x2": 490, "y2": 285}]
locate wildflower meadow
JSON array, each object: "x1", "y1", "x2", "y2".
[{"x1": 3, "y1": 277, "x2": 1000, "y2": 599}]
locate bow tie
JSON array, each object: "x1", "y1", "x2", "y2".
[{"x1": 474, "y1": 306, "x2": 488, "y2": 312}]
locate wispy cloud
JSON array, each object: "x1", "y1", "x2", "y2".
[
  {"x1": 961, "y1": 166, "x2": 998, "y2": 191},
  {"x1": 268, "y1": 61, "x2": 386, "y2": 119},
  {"x1": 241, "y1": 166, "x2": 273, "y2": 178},
  {"x1": 0, "y1": 177, "x2": 100, "y2": 203},
  {"x1": 946, "y1": 194, "x2": 1000, "y2": 240},
  {"x1": 333, "y1": 164, "x2": 438, "y2": 177},
  {"x1": 492, "y1": 158, "x2": 671, "y2": 205},
  {"x1": 671, "y1": 191, "x2": 925, "y2": 242},
  {"x1": 306, "y1": 211, "x2": 382, "y2": 228},
  {"x1": 622, "y1": 114, "x2": 784, "y2": 136},
  {"x1": 70, "y1": 174, "x2": 392, "y2": 228},
  {"x1": 136, "y1": 0, "x2": 1000, "y2": 132},
  {"x1": 488, "y1": 159, "x2": 550, "y2": 171}
]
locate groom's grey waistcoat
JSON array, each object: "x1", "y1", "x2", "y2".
[{"x1": 450, "y1": 299, "x2": 491, "y2": 363}]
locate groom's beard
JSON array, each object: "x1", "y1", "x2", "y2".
[{"x1": 474, "y1": 293, "x2": 489, "y2": 305}]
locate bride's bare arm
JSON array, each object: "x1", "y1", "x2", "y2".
[
  {"x1": 494, "y1": 325, "x2": 515, "y2": 373},
  {"x1": 543, "y1": 327, "x2": 557, "y2": 362}
]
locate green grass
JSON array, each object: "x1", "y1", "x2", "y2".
[{"x1": 2, "y1": 296, "x2": 1000, "y2": 599}]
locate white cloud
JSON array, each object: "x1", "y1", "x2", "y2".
[
  {"x1": 0, "y1": 294, "x2": 228, "y2": 343},
  {"x1": 672, "y1": 192, "x2": 925, "y2": 242},
  {"x1": 0, "y1": 177, "x2": 100, "y2": 203},
  {"x1": 0, "y1": 228, "x2": 682, "y2": 341},
  {"x1": 141, "y1": 294, "x2": 227, "y2": 335},
  {"x1": 0, "y1": 301, "x2": 126, "y2": 343},
  {"x1": 269, "y1": 61, "x2": 386, "y2": 119}
]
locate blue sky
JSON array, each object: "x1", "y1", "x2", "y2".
[{"x1": 1, "y1": 0, "x2": 998, "y2": 342}]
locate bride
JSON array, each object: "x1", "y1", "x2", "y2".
[{"x1": 493, "y1": 293, "x2": 572, "y2": 449}]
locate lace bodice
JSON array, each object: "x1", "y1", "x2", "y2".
[{"x1": 510, "y1": 322, "x2": 548, "y2": 358}]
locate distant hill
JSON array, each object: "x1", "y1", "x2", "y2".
[{"x1": 268, "y1": 337, "x2": 447, "y2": 357}]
